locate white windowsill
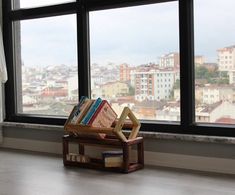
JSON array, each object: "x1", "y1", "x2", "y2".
[{"x1": 1, "y1": 121, "x2": 235, "y2": 145}]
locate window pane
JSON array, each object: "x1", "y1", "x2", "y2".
[
  {"x1": 194, "y1": 0, "x2": 235, "y2": 124},
  {"x1": 13, "y1": 0, "x2": 74, "y2": 9},
  {"x1": 15, "y1": 14, "x2": 78, "y2": 116},
  {"x1": 89, "y1": 2, "x2": 180, "y2": 122}
]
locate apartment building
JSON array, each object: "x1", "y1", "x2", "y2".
[
  {"x1": 202, "y1": 85, "x2": 234, "y2": 104},
  {"x1": 218, "y1": 45, "x2": 235, "y2": 84},
  {"x1": 159, "y1": 52, "x2": 179, "y2": 68},
  {"x1": 131, "y1": 68, "x2": 177, "y2": 101}
]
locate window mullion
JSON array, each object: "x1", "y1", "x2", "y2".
[
  {"x1": 179, "y1": 0, "x2": 195, "y2": 128},
  {"x1": 3, "y1": 0, "x2": 17, "y2": 121},
  {"x1": 77, "y1": 1, "x2": 90, "y2": 98}
]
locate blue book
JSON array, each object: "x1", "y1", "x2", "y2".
[{"x1": 80, "y1": 97, "x2": 103, "y2": 125}]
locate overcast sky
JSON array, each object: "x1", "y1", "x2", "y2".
[{"x1": 20, "y1": 0, "x2": 235, "y2": 67}]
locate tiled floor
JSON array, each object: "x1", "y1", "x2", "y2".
[{"x1": 0, "y1": 148, "x2": 235, "y2": 195}]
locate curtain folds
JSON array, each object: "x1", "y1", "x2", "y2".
[
  {"x1": 0, "y1": 26, "x2": 7, "y2": 83},
  {"x1": 0, "y1": 26, "x2": 6, "y2": 143}
]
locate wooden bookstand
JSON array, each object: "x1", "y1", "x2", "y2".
[
  {"x1": 63, "y1": 107, "x2": 144, "y2": 173},
  {"x1": 63, "y1": 134, "x2": 144, "y2": 173},
  {"x1": 64, "y1": 107, "x2": 141, "y2": 142}
]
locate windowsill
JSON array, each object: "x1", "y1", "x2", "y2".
[{"x1": 1, "y1": 121, "x2": 235, "y2": 145}]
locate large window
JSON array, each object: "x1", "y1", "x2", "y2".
[
  {"x1": 194, "y1": 0, "x2": 235, "y2": 125},
  {"x1": 3, "y1": 0, "x2": 235, "y2": 136},
  {"x1": 89, "y1": 2, "x2": 180, "y2": 122},
  {"x1": 16, "y1": 15, "x2": 77, "y2": 116}
]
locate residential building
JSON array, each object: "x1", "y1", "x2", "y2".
[
  {"x1": 202, "y1": 85, "x2": 234, "y2": 104},
  {"x1": 119, "y1": 63, "x2": 133, "y2": 82},
  {"x1": 195, "y1": 55, "x2": 205, "y2": 65},
  {"x1": 67, "y1": 75, "x2": 78, "y2": 100},
  {"x1": 100, "y1": 81, "x2": 129, "y2": 99},
  {"x1": 131, "y1": 67, "x2": 177, "y2": 101},
  {"x1": 159, "y1": 52, "x2": 179, "y2": 68},
  {"x1": 217, "y1": 45, "x2": 235, "y2": 84},
  {"x1": 196, "y1": 101, "x2": 235, "y2": 123}
]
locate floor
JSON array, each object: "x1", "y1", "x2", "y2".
[{"x1": 0, "y1": 149, "x2": 235, "y2": 195}]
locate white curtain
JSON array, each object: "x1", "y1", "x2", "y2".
[
  {"x1": 0, "y1": 26, "x2": 7, "y2": 143},
  {"x1": 0, "y1": 26, "x2": 7, "y2": 83}
]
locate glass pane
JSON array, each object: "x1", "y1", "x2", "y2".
[
  {"x1": 15, "y1": 14, "x2": 78, "y2": 116},
  {"x1": 89, "y1": 2, "x2": 180, "y2": 122},
  {"x1": 13, "y1": 0, "x2": 74, "y2": 9},
  {"x1": 194, "y1": 0, "x2": 235, "y2": 124}
]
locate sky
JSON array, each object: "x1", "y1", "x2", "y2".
[{"x1": 19, "y1": 0, "x2": 235, "y2": 67}]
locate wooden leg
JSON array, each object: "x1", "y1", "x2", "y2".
[
  {"x1": 79, "y1": 144, "x2": 85, "y2": 155},
  {"x1": 137, "y1": 140, "x2": 144, "y2": 166},
  {"x1": 122, "y1": 143, "x2": 130, "y2": 173},
  {"x1": 62, "y1": 137, "x2": 69, "y2": 165}
]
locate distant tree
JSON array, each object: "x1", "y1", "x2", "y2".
[
  {"x1": 195, "y1": 66, "x2": 228, "y2": 84},
  {"x1": 220, "y1": 71, "x2": 228, "y2": 78},
  {"x1": 217, "y1": 78, "x2": 229, "y2": 84},
  {"x1": 195, "y1": 66, "x2": 209, "y2": 79}
]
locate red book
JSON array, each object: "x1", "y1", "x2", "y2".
[{"x1": 88, "y1": 100, "x2": 117, "y2": 128}]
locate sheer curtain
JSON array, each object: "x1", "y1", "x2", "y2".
[
  {"x1": 0, "y1": 26, "x2": 7, "y2": 143},
  {"x1": 0, "y1": 27, "x2": 7, "y2": 83}
]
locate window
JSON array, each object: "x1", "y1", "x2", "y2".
[
  {"x1": 16, "y1": 15, "x2": 77, "y2": 116},
  {"x1": 3, "y1": 0, "x2": 235, "y2": 136},
  {"x1": 89, "y1": 2, "x2": 180, "y2": 121},
  {"x1": 194, "y1": 0, "x2": 235, "y2": 125}
]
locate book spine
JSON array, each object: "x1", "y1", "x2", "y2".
[
  {"x1": 76, "y1": 100, "x2": 94, "y2": 124},
  {"x1": 70, "y1": 97, "x2": 89, "y2": 124},
  {"x1": 80, "y1": 98, "x2": 103, "y2": 125},
  {"x1": 64, "y1": 105, "x2": 78, "y2": 128},
  {"x1": 87, "y1": 100, "x2": 106, "y2": 125},
  {"x1": 69, "y1": 96, "x2": 88, "y2": 124}
]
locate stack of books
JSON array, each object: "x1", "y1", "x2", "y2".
[{"x1": 64, "y1": 96, "x2": 118, "y2": 138}]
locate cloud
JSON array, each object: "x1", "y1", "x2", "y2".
[
  {"x1": 21, "y1": 15, "x2": 77, "y2": 67},
  {"x1": 89, "y1": 2, "x2": 179, "y2": 65},
  {"x1": 20, "y1": 0, "x2": 235, "y2": 66}
]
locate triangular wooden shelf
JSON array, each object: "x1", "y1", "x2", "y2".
[{"x1": 64, "y1": 107, "x2": 141, "y2": 142}]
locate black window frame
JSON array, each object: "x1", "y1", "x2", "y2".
[{"x1": 2, "y1": 0, "x2": 235, "y2": 137}]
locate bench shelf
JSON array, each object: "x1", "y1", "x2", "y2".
[{"x1": 62, "y1": 134, "x2": 144, "y2": 173}]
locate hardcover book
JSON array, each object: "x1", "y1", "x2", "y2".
[
  {"x1": 64, "y1": 96, "x2": 88, "y2": 129},
  {"x1": 70, "y1": 98, "x2": 94, "y2": 125},
  {"x1": 102, "y1": 150, "x2": 123, "y2": 167},
  {"x1": 64, "y1": 105, "x2": 79, "y2": 129},
  {"x1": 80, "y1": 97, "x2": 103, "y2": 125},
  {"x1": 88, "y1": 100, "x2": 117, "y2": 128}
]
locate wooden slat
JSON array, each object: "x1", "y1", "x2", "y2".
[{"x1": 65, "y1": 124, "x2": 114, "y2": 134}]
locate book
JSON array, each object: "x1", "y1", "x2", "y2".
[
  {"x1": 88, "y1": 100, "x2": 117, "y2": 128},
  {"x1": 70, "y1": 98, "x2": 94, "y2": 125},
  {"x1": 64, "y1": 105, "x2": 79, "y2": 129},
  {"x1": 104, "y1": 161, "x2": 123, "y2": 168},
  {"x1": 68, "y1": 96, "x2": 88, "y2": 124},
  {"x1": 80, "y1": 97, "x2": 103, "y2": 125},
  {"x1": 102, "y1": 150, "x2": 123, "y2": 167}
]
